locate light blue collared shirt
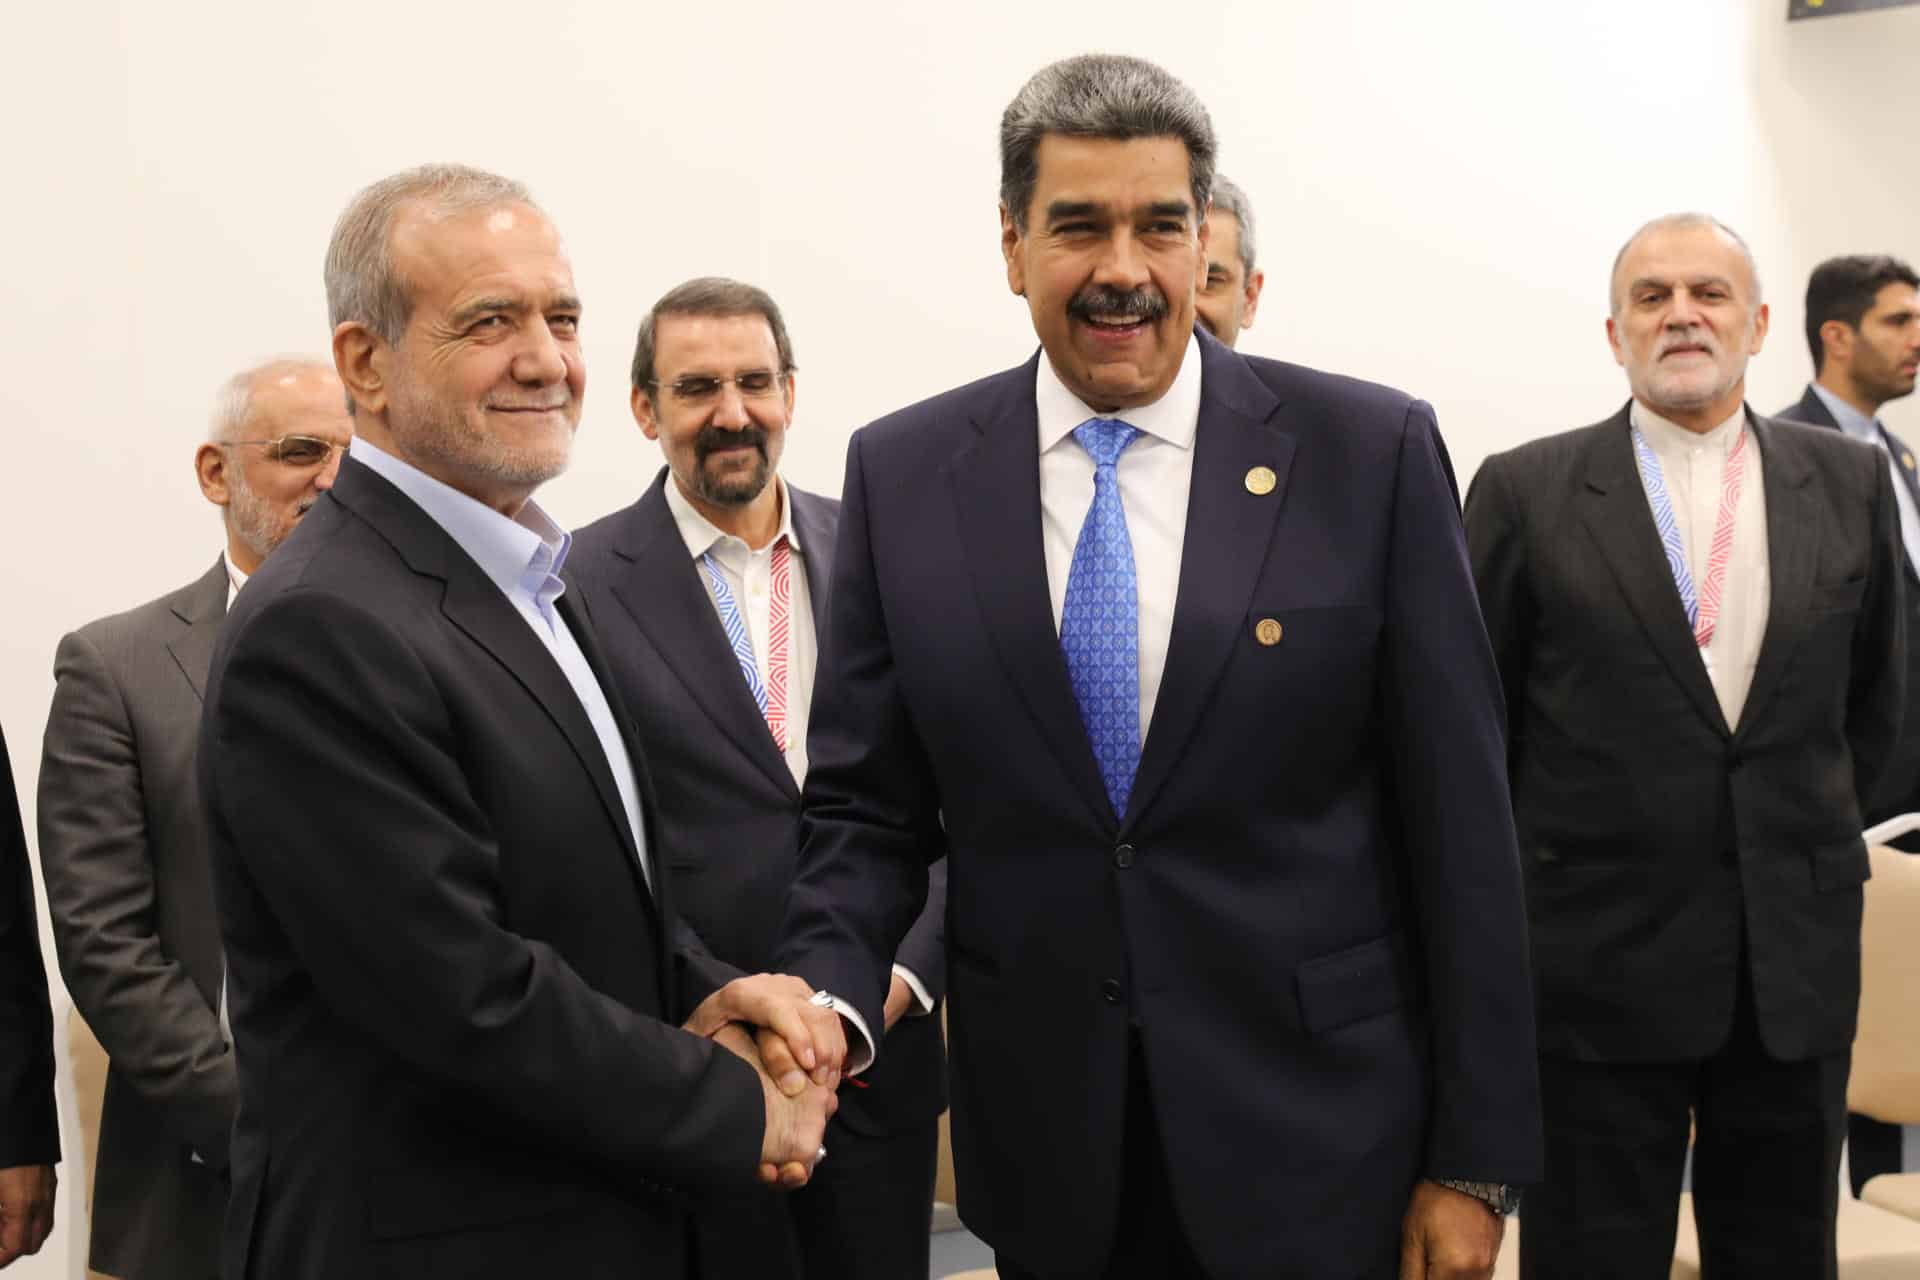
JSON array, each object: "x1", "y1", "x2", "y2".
[
  {"x1": 348, "y1": 438, "x2": 651, "y2": 888},
  {"x1": 1811, "y1": 382, "x2": 1920, "y2": 571}
]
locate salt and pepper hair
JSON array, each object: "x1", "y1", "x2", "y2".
[
  {"x1": 1209, "y1": 174, "x2": 1257, "y2": 278},
  {"x1": 631, "y1": 276, "x2": 797, "y2": 393},
  {"x1": 999, "y1": 53, "x2": 1217, "y2": 232},
  {"x1": 207, "y1": 356, "x2": 336, "y2": 444},
  {"x1": 1609, "y1": 212, "x2": 1763, "y2": 316},
  {"x1": 324, "y1": 163, "x2": 536, "y2": 347}
]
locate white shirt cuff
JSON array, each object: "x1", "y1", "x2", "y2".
[
  {"x1": 817, "y1": 992, "x2": 876, "y2": 1075},
  {"x1": 891, "y1": 964, "x2": 935, "y2": 1016}
]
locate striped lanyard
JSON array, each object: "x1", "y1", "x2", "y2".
[
  {"x1": 1630, "y1": 424, "x2": 1750, "y2": 650},
  {"x1": 699, "y1": 537, "x2": 792, "y2": 750}
]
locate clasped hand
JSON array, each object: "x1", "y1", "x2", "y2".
[{"x1": 685, "y1": 974, "x2": 848, "y2": 1189}]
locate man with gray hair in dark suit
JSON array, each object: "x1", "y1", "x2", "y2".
[
  {"x1": 1194, "y1": 173, "x2": 1266, "y2": 350},
  {"x1": 36, "y1": 357, "x2": 350, "y2": 1280}
]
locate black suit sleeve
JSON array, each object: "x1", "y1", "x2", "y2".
[
  {"x1": 0, "y1": 725, "x2": 58, "y2": 1169},
  {"x1": 890, "y1": 856, "x2": 947, "y2": 1006},
  {"x1": 1462, "y1": 454, "x2": 1532, "y2": 766},
  {"x1": 204, "y1": 588, "x2": 762, "y2": 1191},
  {"x1": 1850, "y1": 453, "x2": 1906, "y2": 811},
  {"x1": 780, "y1": 430, "x2": 945, "y2": 1047},
  {"x1": 1383, "y1": 406, "x2": 1543, "y2": 1185},
  {"x1": 37, "y1": 630, "x2": 237, "y2": 1165}
]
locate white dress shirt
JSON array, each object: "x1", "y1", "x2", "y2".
[
  {"x1": 665, "y1": 476, "x2": 817, "y2": 788},
  {"x1": 1810, "y1": 382, "x2": 1920, "y2": 571},
  {"x1": 1036, "y1": 334, "x2": 1202, "y2": 740},
  {"x1": 1630, "y1": 401, "x2": 1771, "y2": 729},
  {"x1": 667, "y1": 476, "x2": 935, "y2": 1019}
]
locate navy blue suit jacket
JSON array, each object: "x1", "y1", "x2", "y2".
[{"x1": 778, "y1": 329, "x2": 1542, "y2": 1279}]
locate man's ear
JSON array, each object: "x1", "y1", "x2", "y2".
[
  {"x1": 334, "y1": 322, "x2": 391, "y2": 418},
  {"x1": 1242, "y1": 270, "x2": 1266, "y2": 330},
  {"x1": 1001, "y1": 203, "x2": 1027, "y2": 298},
  {"x1": 195, "y1": 442, "x2": 233, "y2": 509},
  {"x1": 631, "y1": 385, "x2": 662, "y2": 441},
  {"x1": 1819, "y1": 318, "x2": 1854, "y2": 369},
  {"x1": 1606, "y1": 315, "x2": 1628, "y2": 370}
]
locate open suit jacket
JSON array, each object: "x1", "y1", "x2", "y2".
[
  {"x1": 37, "y1": 559, "x2": 234, "y2": 1279},
  {"x1": 0, "y1": 723, "x2": 58, "y2": 1175},
  {"x1": 777, "y1": 329, "x2": 1542, "y2": 1280},
  {"x1": 1464, "y1": 406, "x2": 1903, "y2": 1064},
  {"x1": 198, "y1": 458, "x2": 764, "y2": 1280},
  {"x1": 569, "y1": 472, "x2": 948, "y2": 1273},
  {"x1": 1775, "y1": 384, "x2": 1920, "y2": 822}
]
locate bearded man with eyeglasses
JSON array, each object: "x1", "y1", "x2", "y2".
[
  {"x1": 569, "y1": 277, "x2": 950, "y2": 1280},
  {"x1": 34, "y1": 356, "x2": 349, "y2": 1280}
]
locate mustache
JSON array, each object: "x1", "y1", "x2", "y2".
[
  {"x1": 1657, "y1": 327, "x2": 1719, "y2": 358},
  {"x1": 1067, "y1": 284, "x2": 1169, "y2": 325},
  {"x1": 695, "y1": 423, "x2": 770, "y2": 462}
]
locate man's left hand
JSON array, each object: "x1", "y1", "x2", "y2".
[
  {"x1": 1399, "y1": 1180, "x2": 1504, "y2": 1280},
  {"x1": 684, "y1": 974, "x2": 846, "y2": 1093},
  {"x1": 882, "y1": 973, "x2": 914, "y2": 1032},
  {"x1": 0, "y1": 1164, "x2": 56, "y2": 1269}
]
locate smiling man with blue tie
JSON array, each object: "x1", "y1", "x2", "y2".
[{"x1": 774, "y1": 53, "x2": 1541, "y2": 1280}]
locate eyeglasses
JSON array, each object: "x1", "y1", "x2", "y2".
[
  {"x1": 648, "y1": 370, "x2": 788, "y2": 404},
  {"x1": 225, "y1": 435, "x2": 348, "y2": 467}
]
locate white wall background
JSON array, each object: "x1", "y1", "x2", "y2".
[{"x1": 4, "y1": 2, "x2": 1918, "y2": 1274}]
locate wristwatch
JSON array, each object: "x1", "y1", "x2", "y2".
[{"x1": 1435, "y1": 1178, "x2": 1521, "y2": 1217}]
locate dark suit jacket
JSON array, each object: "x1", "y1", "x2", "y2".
[
  {"x1": 0, "y1": 723, "x2": 57, "y2": 1172},
  {"x1": 1776, "y1": 384, "x2": 1920, "y2": 821},
  {"x1": 777, "y1": 329, "x2": 1542, "y2": 1280},
  {"x1": 1465, "y1": 405, "x2": 1903, "y2": 1064},
  {"x1": 569, "y1": 471, "x2": 947, "y2": 1139},
  {"x1": 199, "y1": 457, "x2": 765, "y2": 1280},
  {"x1": 37, "y1": 558, "x2": 234, "y2": 1279}
]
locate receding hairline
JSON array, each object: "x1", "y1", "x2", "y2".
[
  {"x1": 1609, "y1": 213, "x2": 1763, "y2": 314},
  {"x1": 208, "y1": 356, "x2": 340, "y2": 444}
]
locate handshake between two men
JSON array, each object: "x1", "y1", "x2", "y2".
[{"x1": 685, "y1": 973, "x2": 853, "y2": 1189}]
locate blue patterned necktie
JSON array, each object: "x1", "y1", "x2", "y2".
[
  {"x1": 1060, "y1": 418, "x2": 1142, "y2": 818},
  {"x1": 700, "y1": 552, "x2": 767, "y2": 715}
]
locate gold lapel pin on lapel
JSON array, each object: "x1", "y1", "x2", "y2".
[
  {"x1": 1904, "y1": 452, "x2": 1915, "y2": 471},
  {"x1": 1254, "y1": 618, "x2": 1283, "y2": 646},
  {"x1": 1245, "y1": 466, "x2": 1277, "y2": 496}
]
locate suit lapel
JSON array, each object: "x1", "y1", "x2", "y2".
[
  {"x1": 164, "y1": 557, "x2": 231, "y2": 701},
  {"x1": 791, "y1": 486, "x2": 836, "y2": 633},
  {"x1": 331, "y1": 460, "x2": 651, "y2": 896},
  {"x1": 1735, "y1": 414, "x2": 1820, "y2": 739},
  {"x1": 607, "y1": 477, "x2": 795, "y2": 797},
  {"x1": 949, "y1": 356, "x2": 1114, "y2": 830},
  {"x1": 1125, "y1": 334, "x2": 1289, "y2": 828},
  {"x1": 1577, "y1": 407, "x2": 1731, "y2": 739},
  {"x1": 555, "y1": 587, "x2": 664, "y2": 933}
]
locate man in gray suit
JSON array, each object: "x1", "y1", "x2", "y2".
[
  {"x1": 36, "y1": 357, "x2": 350, "y2": 1279},
  {"x1": 571, "y1": 278, "x2": 948, "y2": 1280}
]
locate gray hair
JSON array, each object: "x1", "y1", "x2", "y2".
[
  {"x1": 1210, "y1": 173, "x2": 1257, "y2": 278},
  {"x1": 999, "y1": 54, "x2": 1216, "y2": 232},
  {"x1": 324, "y1": 163, "x2": 536, "y2": 347},
  {"x1": 1609, "y1": 212, "x2": 1763, "y2": 316},
  {"x1": 631, "y1": 277, "x2": 797, "y2": 392},
  {"x1": 208, "y1": 356, "x2": 337, "y2": 443}
]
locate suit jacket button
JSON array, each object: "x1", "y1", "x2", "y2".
[
  {"x1": 1101, "y1": 979, "x2": 1124, "y2": 1005},
  {"x1": 1114, "y1": 843, "x2": 1135, "y2": 869},
  {"x1": 1254, "y1": 618, "x2": 1283, "y2": 646}
]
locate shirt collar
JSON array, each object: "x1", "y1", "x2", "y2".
[
  {"x1": 1630, "y1": 398, "x2": 1747, "y2": 456},
  {"x1": 1809, "y1": 382, "x2": 1881, "y2": 445},
  {"x1": 1035, "y1": 332, "x2": 1203, "y2": 454},
  {"x1": 223, "y1": 552, "x2": 249, "y2": 607},
  {"x1": 663, "y1": 472, "x2": 799, "y2": 562},
  {"x1": 349, "y1": 437, "x2": 571, "y2": 610}
]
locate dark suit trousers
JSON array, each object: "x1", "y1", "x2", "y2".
[
  {"x1": 995, "y1": 1034, "x2": 1208, "y2": 1280},
  {"x1": 1521, "y1": 959, "x2": 1849, "y2": 1280},
  {"x1": 690, "y1": 1110, "x2": 939, "y2": 1280}
]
